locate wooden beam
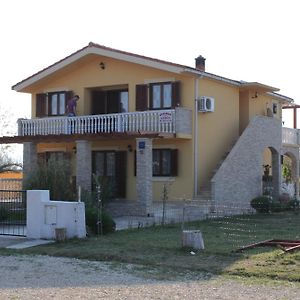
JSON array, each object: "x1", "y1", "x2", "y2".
[{"x1": 0, "y1": 132, "x2": 165, "y2": 144}]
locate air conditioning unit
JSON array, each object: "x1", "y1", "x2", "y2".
[{"x1": 198, "y1": 96, "x2": 215, "y2": 112}]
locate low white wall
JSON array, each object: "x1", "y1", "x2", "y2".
[{"x1": 26, "y1": 190, "x2": 86, "y2": 239}]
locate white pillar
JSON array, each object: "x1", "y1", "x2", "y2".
[{"x1": 26, "y1": 190, "x2": 50, "y2": 239}]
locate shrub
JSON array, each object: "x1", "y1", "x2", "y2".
[
  {"x1": 269, "y1": 200, "x2": 285, "y2": 212},
  {"x1": 287, "y1": 199, "x2": 300, "y2": 210},
  {"x1": 0, "y1": 207, "x2": 8, "y2": 221},
  {"x1": 24, "y1": 157, "x2": 75, "y2": 201},
  {"x1": 85, "y1": 206, "x2": 115, "y2": 235},
  {"x1": 82, "y1": 188, "x2": 116, "y2": 235},
  {"x1": 268, "y1": 198, "x2": 300, "y2": 213},
  {"x1": 250, "y1": 196, "x2": 271, "y2": 213}
]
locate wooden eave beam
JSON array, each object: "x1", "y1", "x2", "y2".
[{"x1": 0, "y1": 132, "x2": 165, "y2": 144}]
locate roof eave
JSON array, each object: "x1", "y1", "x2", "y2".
[
  {"x1": 12, "y1": 44, "x2": 186, "y2": 92},
  {"x1": 240, "y1": 82, "x2": 280, "y2": 93},
  {"x1": 267, "y1": 92, "x2": 294, "y2": 103},
  {"x1": 182, "y1": 68, "x2": 241, "y2": 87}
]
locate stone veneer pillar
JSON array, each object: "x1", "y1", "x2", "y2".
[
  {"x1": 271, "y1": 149, "x2": 281, "y2": 199},
  {"x1": 76, "y1": 140, "x2": 92, "y2": 192},
  {"x1": 136, "y1": 138, "x2": 153, "y2": 216},
  {"x1": 23, "y1": 142, "x2": 37, "y2": 187}
]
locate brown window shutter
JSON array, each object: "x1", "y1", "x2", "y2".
[
  {"x1": 115, "y1": 151, "x2": 127, "y2": 198},
  {"x1": 36, "y1": 93, "x2": 47, "y2": 117},
  {"x1": 170, "y1": 149, "x2": 178, "y2": 176},
  {"x1": 136, "y1": 84, "x2": 148, "y2": 111},
  {"x1": 171, "y1": 81, "x2": 180, "y2": 108}
]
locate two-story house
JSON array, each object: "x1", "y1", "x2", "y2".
[{"x1": 10, "y1": 42, "x2": 297, "y2": 216}]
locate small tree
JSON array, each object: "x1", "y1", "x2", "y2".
[
  {"x1": 82, "y1": 174, "x2": 116, "y2": 235},
  {"x1": 282, "y1": 162, "x2": 292, "y2": 183}
]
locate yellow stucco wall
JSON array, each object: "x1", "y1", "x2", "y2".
[
  {"x1": 27, "y1": 53, "x2": 284, "y2": 201},
  {"x1": 197, "y1": 78, "x2": 240, "y2": 190},
  {"x1": 31, "y1": 57, "x2": 195, "y2": 200},
  {"x1": 239, "y1": 90, "x2": 282, "y2": 134}
]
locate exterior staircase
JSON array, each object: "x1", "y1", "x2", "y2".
[{"x1": 193, "y1": 139, "x2": 239, "y2": 216}]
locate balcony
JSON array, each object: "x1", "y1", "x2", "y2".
[
  {"x1": 282, "y1": 127, "x2": 300, "y2": 145},
  {"x1": 18, "y1": 108, "x2": 192, "y2": 138}
]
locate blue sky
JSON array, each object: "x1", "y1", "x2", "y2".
[{"x1": 1, "y1": 0, "x2": 299, "y2": 127}]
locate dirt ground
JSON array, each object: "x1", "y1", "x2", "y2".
[{"x1": 0, "y1": 254, "x2": 300, "y2": 300}]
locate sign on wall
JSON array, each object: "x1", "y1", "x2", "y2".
[{"x1": 159, "y1": 112, "x2": 173, "y2": 123}]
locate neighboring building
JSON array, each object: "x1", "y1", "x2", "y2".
[{"x1": 8, "y1": 42, "x2": 298, "y2": 216}]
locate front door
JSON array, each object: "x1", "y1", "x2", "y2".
[{"x1": 92, "y1": 151, "x2": 127, "y2": 198}]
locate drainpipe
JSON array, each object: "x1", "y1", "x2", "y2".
[{"x1": 194, "y1": 77, "x2": 199, "y2": 197}]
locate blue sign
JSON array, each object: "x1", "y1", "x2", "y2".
[{"x1": 139, "y1": 141, "x2": 145, "y2": 149}]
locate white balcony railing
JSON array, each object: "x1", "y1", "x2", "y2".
[
  {"x1": 282, "y1": 127, "x2": 299, "y2": 145},
  {"x1": 18, "y1": 110, "x2": 179, "y2": 136}
]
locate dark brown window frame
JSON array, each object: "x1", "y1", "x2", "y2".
[
  {"x1": 36, "y1": 91, "x2": 73, "y2": 117},
  {"x1": 134, "y1": 148, "x2": 178, "y2": 177},
  {"x1": 48, "y1": 91, "x2": 67, "y2": 116},
  {"x1": 149, "y1": 82, "x2": 172, "y2": 110}
]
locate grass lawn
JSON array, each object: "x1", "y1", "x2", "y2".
[{"x1": 2, "y1": 211, "x2": 300, "y2": 282}]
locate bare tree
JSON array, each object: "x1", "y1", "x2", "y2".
[{"x1": 0, "y1": 103, "x2": 21, "y2": 164}]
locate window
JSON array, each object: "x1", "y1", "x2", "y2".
[
  {"x1": 93, "y1": 151, "x2": 116, "y2": 177},
  {"x1": 153, "y1": 149, "x2": 178, "y2": 176},
  {"x1": 37, "y1": 151, "x2": 70, "y2": 164},
  {"x1": 48, "y1": 92, "x2": 66, "y2": 116},
  {"x1": 150, "y1": 83, "x2": 172, "y2": 109},
  {"x1": 120, "y1": 91, "x2": 129, "y2": 112},
  {"x1": 273, "y1": 103, "x2": 278, "y2": 114},
  {"x1": 91, "y1": 89, "x2": 128, "y2": 114},
  {"x1": 36, "y1": 91, "x2": 72, "y2": 117},
  {"x1": 136, "y1": 81, "x2": 180, "y2": 111},
  {"x1": 92, "y1": 151, "x2": 127, "y2": 198},
  {"x1": 135, "y1": 149, "x2": 178, "y2": 176}
]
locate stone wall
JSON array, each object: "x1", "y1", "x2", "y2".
[
  {"x1": 23, "y1": 142, "x2": 37, "y2": 187},
  {"x1": 211, "y1": 116, "x2": 282, "y2": 209},
  {"x1": 76, "y1": 140, "x2": 92, "y2": 191},
  {"x1": 136, "y1": 138, "x2": 153, "y2": 216}
]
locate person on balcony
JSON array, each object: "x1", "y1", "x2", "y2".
[{"x1": 66, "y1": 95, "x2": 80, "y2": 117}]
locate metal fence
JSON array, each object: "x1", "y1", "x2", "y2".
[
  {"x1": 0, "y1": 179, "x2": 22, "y2": 191},
  {"x1": 0, "y1": 189, "x2": 26, "y2": 236}
]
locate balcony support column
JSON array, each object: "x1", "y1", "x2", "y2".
[
  {"x1": 136, "y1": 138, "x2": 153, "y2": 216},
  {"x1": 23, "y1": 142, "x2": 38, "y2": 188},
  {"x1": 76, "y1": 140, "x2": 92, "y2": 192}
]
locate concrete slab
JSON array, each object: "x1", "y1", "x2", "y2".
[
  {"x1": 6, "y1": 239, "x2": 55, "y2": 249},
  {"x1": 0, "y1": 236, "x2": 27, "y2": 248}
]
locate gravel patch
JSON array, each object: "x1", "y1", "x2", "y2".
[{"x1": 0, "y1": 255, "x2": 299, "y2": 299}]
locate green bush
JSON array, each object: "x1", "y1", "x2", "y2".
[
  {"x1": 82, "y1": 187, "x2": 116, "y2": 235},
  {"x1": 269, "y1": 200, "x2": 285, "y2": 212},
  {"x1": 268, "y1": 198, "x2": 300, "y2": 213},
  {"x1": 250, "y1": 196, "x2": 271, "y2": 213},
  {"x1": 0, "y1": 207, "x2": 8, "y2": 221},
  {"x1": 85, "y1": 206, "x2": 115, "y2": 235},
  {"x1": 287, "y1": 199, "x2": 300, "y2": 210},
  {"x1": 24, "y1": 157, "x2": 75, "y2": 200}
]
